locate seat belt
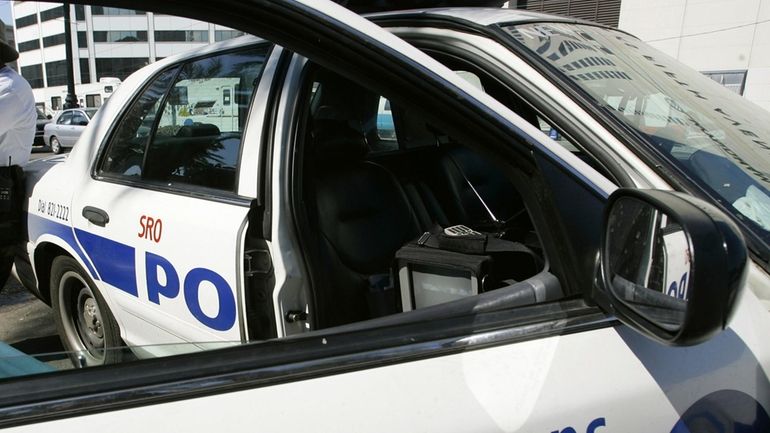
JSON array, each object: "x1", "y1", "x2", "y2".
[{"x1": 446, "y1": 153, "x2": 502, "y2": 225}]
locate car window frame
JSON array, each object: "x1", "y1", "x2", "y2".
[
  {"x1": 71, "y1": 110, "x2": 88, "y2": 125},
  {"x1": 57, "y1": 110, "x2": 73, "y2": 125},
  {"x1": 90, "y1": 43, "x2": 275, "y2": 205}
]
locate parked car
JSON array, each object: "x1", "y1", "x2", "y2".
[
  {"x1": 43, "y1": 108, "x2": 98, "y2": 154},
  {"x1": 2, "y1": 1, "x2": 769, "y2": 432},
  {"x1": 33, "y1": 107, "x2": 51, "y2": 147}
]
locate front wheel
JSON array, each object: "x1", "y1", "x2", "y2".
[
  {"x1": 50, "y1": 136, "x2": 62, "y2": 154},
  {"x1": 51, "y1": 256, "x2": 124, "y2": 367}
]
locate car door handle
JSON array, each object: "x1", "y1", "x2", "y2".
[{"x1": 82, "y1": 206, "x2": 109, "y2": 227}]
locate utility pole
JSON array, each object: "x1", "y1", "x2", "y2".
[{"x1": 62, "y1": 1, "x2": 78, "y2": 109}]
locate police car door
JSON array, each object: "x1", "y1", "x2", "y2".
[{"x1": 70, "y1": 43, "x2": 275, "y2": 353}]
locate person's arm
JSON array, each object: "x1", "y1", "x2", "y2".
[{"x1": 0, "y1": 83, "x2": 20, "y2": 137}]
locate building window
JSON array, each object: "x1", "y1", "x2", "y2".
[
  {"x1": 80, "y1": 58, "x2": 91, "y2": 84},
  {"x1": 40, "y1": 6, "x2": 64, "y2": 22},
  {"x1": 91, "y1": 6, "x2": 145, "y2": 15},
  {"x1": 95, "y1": 57, "x2": 149, "y2": 81},
  {"x1": 42, "y1": 33, "x2": 66, "y2": 48},
  {"x1": 215, "y1": 30, "x2": 245, "y2": 42},
  {"x1": 15, "y1": 14, "x2": 37, "y2": 28},
  {"x1": 513, "y1": 0, "x2": 621, "y2": 28},
  {"x1": 93, "y1": 31, "x2": 148, "y2": 43},
  {"x1": 75, "y1": 4, "x2": 86, "y2": 20},
  {"x1": 77, "y1": 31, "x2": 88, "y2": 48},
  {"x1": 85, "y1": 94, "x2": 102, "y2": 108},
  {"x1": 17, "y1": 39, "x2": 40, "y2": 53},
  {"x1": 702, "y1": 71, "x2": 747, "y2": 95},
  {"x1": 45, "y1": 60, "x2": 68, "y2": 87},
  {"x1": 154, "y1": 30, "x2": 209, "y2": 42},
  {"x1": 21, "y1": 64, "x2": 44, "y2": 88},
  {"x1": 51, "y1": 96, "x2": 62, "y2": 111}
]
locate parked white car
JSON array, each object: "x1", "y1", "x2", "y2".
[{"x1": 43, "y1": 108, "x2": 99, "y2": 154}]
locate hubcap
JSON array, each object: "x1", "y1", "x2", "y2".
[
  {"x1": 77, "y1": 291, "x2": 104, "y2": 350},
  {"x1": 59, "y1": 271, "x2": 106, "y2": 365}
]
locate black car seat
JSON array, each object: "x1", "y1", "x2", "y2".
[{"x1": 309, "y1": 120, "x2": 421, "y2": 327}]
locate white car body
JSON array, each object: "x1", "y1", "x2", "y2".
[{"x1": 3, "y1": 1, "x2": 770, "y2": 431}]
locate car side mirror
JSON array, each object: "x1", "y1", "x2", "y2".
[
  {"x1": 598, "y1": 189, "x2": 747, "y2": 346},
  {"x1": 78, "y1": 120, "x2": 89, "y2": 126}
]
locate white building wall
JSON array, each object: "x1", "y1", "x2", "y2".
[{"x1": 619, "y1": 0, "x2": 770, "y2": 112}]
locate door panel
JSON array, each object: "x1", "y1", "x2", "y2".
[{"x1": 71, "y1": 183, "x2": 249, "y2": 350}]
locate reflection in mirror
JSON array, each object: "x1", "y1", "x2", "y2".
[{"x1": 606, "y1": 197, "x2": 691, "y2": 331}]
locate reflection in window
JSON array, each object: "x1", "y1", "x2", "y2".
[
  {"x1": 145, "y1": 46, "x2": 269, "y2": 191},
  {"x1": 98, "y1": 67, "x2": 179, "y2": 178}
]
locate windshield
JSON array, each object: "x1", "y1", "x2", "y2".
[
  {"x1": 503, "y1": 22, "x2": 770, "y2": 249},
  {"x1": 85, "y1": 108, "x2": 99, "y2": 119}
]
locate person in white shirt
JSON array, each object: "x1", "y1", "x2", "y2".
[
  {"x1": 0, "y1": 31, "x2": 35, "y2": 167},
  {"x1": 0, "y1": 23, "x2": 36, "y2": 291}
]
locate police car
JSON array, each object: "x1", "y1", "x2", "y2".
[{"x1": 3, "y1": 0, "x2": 770, "y2": 431}]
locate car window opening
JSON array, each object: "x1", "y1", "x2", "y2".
[{"x1": 295, "y1": 66, "x2": 559, "y2": 330}]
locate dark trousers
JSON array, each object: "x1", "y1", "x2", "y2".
[{"x1": 0, "y1": 165, "x2": 24, "y2": 290}]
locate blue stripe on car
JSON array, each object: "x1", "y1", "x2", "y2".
[
  {"x1": 27, "y1": 213, "x2": 99, "y2": 279},
  {"x1": 74, "y1": 229, "x2": 138, "y2": 297}
]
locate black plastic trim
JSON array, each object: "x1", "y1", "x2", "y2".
[{"x1": 89, "y1": 175, "x2": 253, "y2": 207}]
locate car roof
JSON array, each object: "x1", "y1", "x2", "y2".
[{"x1": 366, "y1": 7, "x2": 596, "y2": 28}]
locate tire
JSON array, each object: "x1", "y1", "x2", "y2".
[
  {"x1": 50, "y1": 136, "x2": 62, "y2": 154},
  {"x1": 51, "y1": 256, "x2": 124, "y2": 367}
]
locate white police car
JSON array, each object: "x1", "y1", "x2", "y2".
[{"x1": 3, "y1": 0, "x2": 770, "y2": 431}]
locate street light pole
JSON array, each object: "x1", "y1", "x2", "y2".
[{"x1": 62, "y1": 1, "x2": 78, "y2": 109}]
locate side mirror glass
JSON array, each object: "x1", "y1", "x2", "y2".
[
  {"x1": 600, "y1": 189, "x2": 747, "y2": 346},
  {"x1": 606, "y1": 197, "x2": 689, "y2": 333}
]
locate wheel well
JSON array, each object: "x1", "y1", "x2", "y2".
[{"x1": 34, "y1": 243, "x2": 69, "y2": 304}]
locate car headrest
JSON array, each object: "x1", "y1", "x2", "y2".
[
  {"x1": 313, "y1": 120, "x2": 368, "y2": 164},
  {"x1": 176, "y1": 123, "x2": 220, "y2": 138}
]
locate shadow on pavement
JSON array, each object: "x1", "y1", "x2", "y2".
[{"x1": 12, "y1": 335, "x2": 65, "y2": 356}]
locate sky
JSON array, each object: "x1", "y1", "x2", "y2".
[{"x1": 0, "y1": 1, "x2": 11, "y2": 26}]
